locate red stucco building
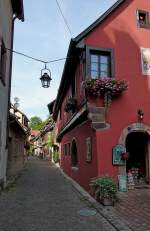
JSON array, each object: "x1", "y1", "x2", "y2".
[{"x1": 51, "y1": 0, "x2": 150, "y2": 192}]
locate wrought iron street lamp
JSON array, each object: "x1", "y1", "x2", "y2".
[{"x1": 40, "y1": 64, "x2": 52, "y2": 88}]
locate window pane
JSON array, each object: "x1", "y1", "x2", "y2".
[
  {"x1": 101, "y1": 63, "x2": 108, "y2": 72},
  {"x1": 91, "y1": 70, "x2": 98, "y2": 79},
  {"x1": 100, "y1": 55, "x2": 109, "y2": 64},
  {"x1": 91, "y1": 62, "x2": 98, "y2": 71},
  {"x1": 91, "y1": 54, "x2": 98, "y2": 63},
  {"x1": 100, "y1": 71, "x2": 108, "y2": 77}
]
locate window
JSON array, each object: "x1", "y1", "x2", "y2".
[
  {"x1": 137, "y1": 10, "x2": 150, "y2": 28},
  {"x1": 0, "y1": 40, "x2": 6, "y2": 85},
  {"x1": 90, "y1": 52, "x2": 111, "y2": 79},
  {"x1": 64, "y1": 143, "x2": 67, "y2": 156},
  {"x1": 68, "y1": 143, "x2": 71, "y2": 156},
  {"x1": 71, "y1": 139, "x2": 78, "y2": 167}
]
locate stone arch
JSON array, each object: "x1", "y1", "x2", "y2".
[
  {"x1": 118, "y1": 123, "x2": 150, "y2": 183},
  {"x1": 118, "y1": 123, "x2": 150, "y2": 147}
]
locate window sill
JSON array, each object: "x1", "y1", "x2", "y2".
[{"x1": 138, "y1": 23, "x2": 150, "y2": 29}]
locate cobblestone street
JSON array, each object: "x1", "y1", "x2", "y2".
[
  {"x1": 114, "y1": 189, "x2": 150, "y2": 231},
  {"x1": 0, "y1": 158, "x2": 117, "y2": 231}
]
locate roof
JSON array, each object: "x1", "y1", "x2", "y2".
[
  {"x1": 53, "y1": 0, "x2": 126, "y2": 120},
  {"x1": 9, "y1": 113, "x2": 27, "y2": 135},
  {"x1": 11, "y1": 104, "x2": 29, "y2": 122},
  {"x1": 74, "y1": 0, "x2": 125, "y2": 42},
  {"x1": 53, "y1": 39, "x2": 78, "y2": 119},
  {"x1": 40, "y1": 121, "x2": 54, "y2": 137},
  {"x1": 30, "y1": 130, "x2": 40, "y2": 137},
  {"x1": 11, "y1": 0, "x2": 24, "y2": 21},
  {"x1": 47, "y1": 100, "x2": 56, "y2": 115}
]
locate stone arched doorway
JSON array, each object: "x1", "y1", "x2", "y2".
[
  {"x1": 126, "y1": 131, "x2": 149, "y2": 184},
  {"x1": 119, "y1": 123, "x2": 150, "y2": 185}
]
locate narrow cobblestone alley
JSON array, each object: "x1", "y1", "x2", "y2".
[{"x1": 0, "y1": 158, "x2": 117, "y2": 231}]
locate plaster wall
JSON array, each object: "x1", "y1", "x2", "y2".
[
  {"x1": 0, "y1": 0, "x2": 13, "y2": 183},
  {"x1": 60, "y1": 121, "x2": 98, "y2": 192},
  {"x1": 84, "y1": 0, "x2": 150, "y2": 178}
]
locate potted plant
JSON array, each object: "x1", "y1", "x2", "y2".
[
  {"x1": 64, "y1": 96, "x2": 77, "y2": 113},
  {"x1": 90, "y1": 176, "x2": 118, "y2": 206}
]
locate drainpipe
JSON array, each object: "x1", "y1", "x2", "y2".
[{"x1": 6, "y1": 15, "x2": 17, "y2": 149}]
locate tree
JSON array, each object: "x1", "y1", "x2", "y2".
[{"x1": 29, "y1": 116, "x2": 43, "y2": 130}]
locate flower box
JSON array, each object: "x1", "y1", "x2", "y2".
[
  {"x1": 64, "y1": 96, "x2": 77, "y2": 113},
  {"x1": 84, "y1": 78, "x2": 128, "y2": 97}
]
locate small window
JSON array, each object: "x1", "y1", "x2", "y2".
[
  {"x1": 0, "y1": 40, "x2": 7, "y2": 85},
  {"x1": 64, "y1": 143, "x2": 67, "y2": 156},
  {"x1": 71, "y1": 139, "x2": 78, "y2": 167},
  {"x1": 90, "y1": 52, "x2": 111, "y2": 79},
  {"x1": 137, "y1": 10, "x2": 150, "y2": 28},
  {"x1": 68, "y1": 143, "x2": 71, "y2": 156}
]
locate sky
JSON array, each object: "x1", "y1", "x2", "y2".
[{"x1": 11, "y1": 0, "x2": 117, "y2": 120}]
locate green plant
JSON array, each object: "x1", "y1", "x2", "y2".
[
  {"x1": 64, "y1": 96, "x2": 77, "y2": 112},
  {"x1": 90, "y1": 176, "x2": 117, "y2": 202},
  {"x1": 53, "y1": 151, "x2": 60, "y2": 163}
]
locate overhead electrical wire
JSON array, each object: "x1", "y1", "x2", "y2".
[
  {"x1": 55, "y1": 0, "x2": 73, "y2": 37},
  {"x1": 5, "y1": 46, "x2": 74, "y2": 64},
  {"x1": 4, "y1": 1, "x2": 73, "y2": 65}
]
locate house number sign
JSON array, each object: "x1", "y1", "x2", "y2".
[{"x1": 112, "y1": 144, "x2": 126, "y2": 165}]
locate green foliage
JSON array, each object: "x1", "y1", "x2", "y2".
[
  {"x1": 29, "y1": 116, "x2": 43, "y2": 130},
  {"x1": 47, "y1": 134, "x2": 54, "y2": 148},
  {"x1": 53, "y1": 151, "x2": 60, "y2": 163},
  {"x1": 27, "y1": 144, "x2": 34, "y2": 156},
  {"x1": 64, "y1": 96, "x2": 77, "y2": 112},
  {"x1": 90, "y1": 176, "x2": 117, "y2": 201}
]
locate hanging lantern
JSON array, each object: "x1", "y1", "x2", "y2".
[{"x1": 40, "y1": 64, "x2": 52, "y2": 88}]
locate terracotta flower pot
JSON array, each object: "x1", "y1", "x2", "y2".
[{"x1": 100, "y1": 198, "x2": 114, "y2": 206}]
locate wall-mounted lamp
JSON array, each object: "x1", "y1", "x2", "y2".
[
  {"x1": 137, "y1": 109, "x2": 144, "y2": 122},
  {"x1": 40, "y1": 64, "x2": 52, "y2": 88}
]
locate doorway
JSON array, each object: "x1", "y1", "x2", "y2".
[{"x1": 126, "y1": 132, "x2": 149, "y2": 185}]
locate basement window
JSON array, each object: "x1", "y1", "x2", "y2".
[{"x1": 137, "y1": 10, "x2": 150, "y2": 28}]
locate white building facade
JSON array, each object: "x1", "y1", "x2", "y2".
[{"x1": 0, "y1": 0, "x2": 24, "y2": 187}]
